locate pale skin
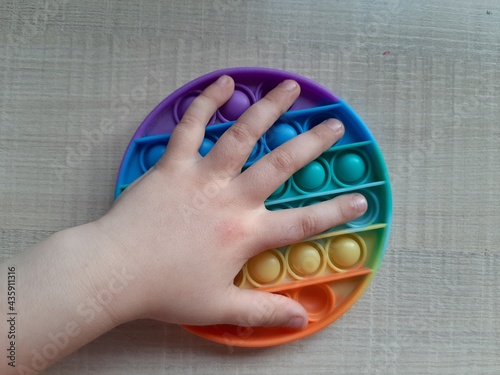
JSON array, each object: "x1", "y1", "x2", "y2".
[{"x1": 0, "y1": 76, "x2": 367, "y2": 374}]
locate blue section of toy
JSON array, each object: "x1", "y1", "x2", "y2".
[{"x1": 116, "y1": 101, "x2": 382, "y2": 194}]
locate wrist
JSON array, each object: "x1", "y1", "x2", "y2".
[
  {"x1": 36, "y1": 224, "x2": 126, "y2": 331},
  {"x1": 85, "y1": 219, "x2": 149, "y2": 324},
  {"x1": 62, "y1": 221, "x2": 143, "y2": 326}
]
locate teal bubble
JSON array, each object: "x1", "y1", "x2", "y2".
[
  {"x1": 267, "y1": 203, "x2": 292, "y2": 211},
  {"x1": 299, "y1": 197, "x2": 326, "y2": 207},
  {"x1": 334, "y1": 152, "x2": 366, "y2": 184},
  {"x1": 270, "y1": 183, "x2": 285, "y2": 198},
  {"x1": 294, "y1": 161, "x2": 327, "y2": 191}
]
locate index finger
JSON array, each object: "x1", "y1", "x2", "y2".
[
  {"x1": 202, "y1": 80, "x2": 301, "y2": 177},
  {"x1": 161, "y1": 75, "x2": 235, "y2": 163}
]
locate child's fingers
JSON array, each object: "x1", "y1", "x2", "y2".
[
  {"x1": 161, "y1": 75, "x2": 235, "y2": 164},
  {"x1": 202, "y1": 80, "x2": 300, "y2": 177},
  {"x1": 235, "y1": 119, "x2": 344, "y2": 204},
  {"x1": 252, "y1": 194, "x2": 367, "y2": 255},
  {"x1": 222, "y1": 287, "x2": 309, "y2": 329}
]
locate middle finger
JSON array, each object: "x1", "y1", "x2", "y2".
[
  {"x1": 203, "y1": 80, "x2": 300, "y2": 177},
  {"x1": 235, "y1": 118, "x2": 344, "y2": 204}
]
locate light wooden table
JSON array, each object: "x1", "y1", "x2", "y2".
[{"x1": 1, "y1": 1, "x2": 499, "y2": 374}]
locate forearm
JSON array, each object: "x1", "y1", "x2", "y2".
[{"x1": 0, "y1": 223, "x2": 127, "y2": 374}]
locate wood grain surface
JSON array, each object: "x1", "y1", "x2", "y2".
[{"x1": 0, "y1": 0, "x2": 499, "y2": 374}]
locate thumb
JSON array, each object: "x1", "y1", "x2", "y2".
[{"x1": 224, "y1": 287, "x2": 309, "y2": 329}]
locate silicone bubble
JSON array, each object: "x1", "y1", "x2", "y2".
[
  {"x1": 270, "y1": 182, "x2": 285, "y2": 198},
  {"x1": 269, "y1": 181, "x2": 291, "y2": 200},
  {"x1": 256, "y1": 81, "x2": 280, "y2": 101},
  {"x1": 246, "y1": 249, "x2": 285, "y2": 287},
  {"x1": 295, "y1": 284, "x2": 335, "y2": 321},
  {"x1": 286, "y1": 242, "x2": 325, "y2": 279},
  {"x1": 141, "y1": 143, "x2": 166, "y2": 171},
  {"x1": 265, "y1": 122, "x2": 299, "y2": 151},
  {"x1": 218, "y1": 86, "x2": 254, "y2": 121},
  {"x1": 267, "y1": 203, "x2": 292, "y2": 211},
  {"x1": 199, "y1": 137, "x2": 215, "y2": 157},
  {"x1": 174, "y1": 91, "x2": 217, "y2": 124},
  {"x1": 292, "y1": 158, "x2": 329, "y2": 192},
  {"x1": 245, "y1": 139, "x2": 265, "y2": 166},
  {"x1": 174, "y1": 92, "x2": 198, "y2": 123},
  {"x1": 333, "y1": 151, "x2": 368, "y2": 185},
  {"x1": 299, "y1": 197, "x2": 327, "y2": 207},
  {"x1": 305, "y1": 114, "x2": 333, "y2": 131},
  {"x1": 326, "y1": 234, "x2": 366, "y2": 271},
  {"x1": 347, "y1": 190, "x2": 379, "y2": 227}
]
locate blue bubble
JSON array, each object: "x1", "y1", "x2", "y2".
[
  {"x1": 199, "y1": 138, "x2": 215, "y2": 156},
  {"x1": 143, "y1": 144, "x2": 166, "y2": 170},
  {"x1": 265, "y1": 123, "x2": 298, "y2": 150}
]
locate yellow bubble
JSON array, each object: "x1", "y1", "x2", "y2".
[
  {"x1": 288, "y1": 243, "x2": 321, "y2": 277},
  {"x1": 247, "y1": 250, "x2": 282, "y2": 284},
  {"x1": 328, "y1": 236, "x2": 361, "y2": 268}
]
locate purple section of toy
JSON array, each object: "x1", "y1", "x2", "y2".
[{"x1": 133, "y1": 68, "x2": 338, "y2": 138}]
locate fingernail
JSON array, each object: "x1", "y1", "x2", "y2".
[
  {"x1": 353, "y1": 194, "x2": 368, "y2": 213},
  {"x1": 279, "y1": 80, "x2": 298, "y2": 92},
  {"x1": 215, "y1": 75, "x2": 229, "y2": 87},
  {"x1": 324, "y1": 118, "x2": 343, "y2": 133},
  {"x1": 287, "y1": 316, "x2": 307, "y2": 329}
]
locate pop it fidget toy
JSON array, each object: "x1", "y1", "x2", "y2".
[{"x1": 115, "y1": 67, "x2": 392, "y2": 347}]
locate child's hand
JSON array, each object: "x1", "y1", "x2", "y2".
[
  {"x1": 0, "y1": 76, "x2": 368, "y2": 373},
  {"x1": 96, "y1": 75, "x2": 367, "y2": 329}
]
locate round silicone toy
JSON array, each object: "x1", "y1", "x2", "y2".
[{"x1": 115, "y1": 67, "x2": 392, "y2": 347}]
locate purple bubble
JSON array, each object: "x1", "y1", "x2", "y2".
[{"x1": 219, "y1": 90, "x2": 251, "y2": 120}]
